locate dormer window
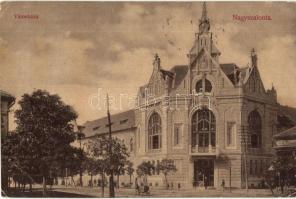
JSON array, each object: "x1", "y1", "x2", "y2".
[
  {"x1": 195, "y1": 79, "x2": 212, "y2": 93},
  {"x1": 105, "y1": 123, "x2": 113, "y2": 127},
  {"x1": 120, "y1": 119, "x2": 128, "y2": 124},
  {"x1": 93, "y1": 126, "x2": 100, "y2": 131}
]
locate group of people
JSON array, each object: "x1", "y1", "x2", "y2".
[{"x1": 135, "y1": 177, "x2": 149, "y2": 195}]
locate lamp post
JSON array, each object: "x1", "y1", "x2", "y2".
[
  {"x1": 229, "y1": 160, "x2": 232, "y2": 192},
  {"x1": 241, "y1": 125, "x2": 249, "y2": 191},
  {"x1": 107, "y1": 94, "x2": 115, "y2": 197},
  {"x1": 78, "y1": 130, "x2": 85, "y2": 187}
]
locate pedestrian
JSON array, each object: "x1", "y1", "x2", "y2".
[
  {"x1": 221, "y1": 179, "x2": 225, "y2": 191},
  {"x1": 135, "y1": 177, "x2": 140, "y2": 195},
  {"x1": 143, "y1": 177, "x2": 149, "y2": 195},
  {"x1": 204, "y1": 176, "x2": 208, "y2": 190}
]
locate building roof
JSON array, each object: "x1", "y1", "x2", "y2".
[
  {"x1": 220, "y1": 63, "x2": 241, "y2": 85},
  {"x1": 170, "y1": 65, "x2": 188, "y2": 89},
  {"x1": 0, "y1": 90, "x2": 15, "y2": 106},
  {"x1": 278, "y1": 105, "x2": 296, "y2": 124},
  {"x1": 220, "y1": 63, "x2": 238, "y2": 75},
  {"x1": 82, "y1": 109, "x2": 136, "y2": 138},
  {"x1": 160, "y1": 69, "x2": 174, "y2": 79},
  {"x1": 277, "y1": 105, "x2": 296, "y2": 132},
  {"x1": 274, "y1": 126, "x2": 296, "y2": 140}
]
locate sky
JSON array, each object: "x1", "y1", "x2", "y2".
[{"x1": 0, "y1": 2, "x2": 296, "y2": 129}]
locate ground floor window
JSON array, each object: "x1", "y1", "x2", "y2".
[{"x1": 226, "y1": 122, "x2": 236, "y2": 148}]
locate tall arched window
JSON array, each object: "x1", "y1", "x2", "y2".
[
  {"x1": 130, "y1": 138, "x2": 133, "y2": 152},
  {"x1": 192, "y1": 108, "x2": 216, "y2": 148},
  {"x1": 148, "y1": 112, "x2": 162, "y2": 149},
  {"x1": 196, "y1": 80, "x2": 203, "y2": 93},
  {"x1": 195, "y1": 79, "x2": 212, "y2": 93},
  {"x1": 205, "y1": 79, "x2": 212, "y2": 92},
  {"x1": 248, "y1": 110, "x2": 262, "y2": 148}
]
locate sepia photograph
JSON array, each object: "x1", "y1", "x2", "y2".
[{"x1": 1, "y1": 1, "x2": 296, "y2": 197}]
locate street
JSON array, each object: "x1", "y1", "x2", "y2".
[{"x1": 52, "y1": 186, "x2": 274, "y2": 197}]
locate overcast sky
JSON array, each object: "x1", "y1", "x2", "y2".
[{"x1": 1, "y1": 2, "x2": 296, "y2": 129}]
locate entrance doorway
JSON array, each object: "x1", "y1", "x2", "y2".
[{"x1": 193, "y1": 159, "x2": 214, "y2": 187}]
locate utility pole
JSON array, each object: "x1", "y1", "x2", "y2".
[
  {"x1": 229, "y1": 161, "x2": 232, "y2": 192},
  {"x1": 241, "y1": 125, "x2": 249, "y2": 191},
  {"x1": 75, "y1": 120, "x2": 84, "y2": 187},
  {"x1": 78, "y1": 131, "x2": 83, "y2": 187},
  {"x1": 107, "y1": 94, "x2": 115, "y2": 197},
  {"x1": 65, "y1": 168, "x2": 68, "y2": 187}
]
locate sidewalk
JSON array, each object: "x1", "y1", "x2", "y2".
[{"x1": 53, "y1": 186, "x2": 274, "y2": 197}]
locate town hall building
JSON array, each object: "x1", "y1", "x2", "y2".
[{"x1": 81, "y1": 3, "x2": 294, "y2": 190}]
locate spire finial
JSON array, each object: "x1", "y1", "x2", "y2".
[
  {"x1": 153, "y1": 53, "x2": 161, "y2": 70},
  {"x1": 272, "y1": 82, "x2": 275, "y2": 90},
  {"x1": 251, "y1": 48, "x2": 257, "y2": 67},
  {"x1": 199, "y1": 2, "x2": 210, "y2": 33},
  {"x1": 154, "y1": 53, "x2": 159, "y2": 60},
  {"x1": 106, "y1": 93, "x2": 110, "y2": 114},
  {"x1": 201, "y1": 2, "x2": 207, "y2": 21}
]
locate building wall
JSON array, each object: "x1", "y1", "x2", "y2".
[
  {"x1": 1, "y1": 100, "x2": 10, "y2": 138},
  {"x1": 79, "y1": 83, "x2": 277, "y2": 189},
  {"x1": 1, "y1": 93, "x2": 15, "y2": 191}
]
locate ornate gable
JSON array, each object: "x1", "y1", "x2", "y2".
[
  {"x1": 146, "y1": 54, "x2": 173, "y2": 97},
  {"x1": 243, "y1": 49, "x2": 267, "y2": 96},
  {"x1": 244, "y1": 65, "x2": 266, "y2": 95}
]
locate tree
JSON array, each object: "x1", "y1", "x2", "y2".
[
  {"x1": 14, "y1": 90, "x2": 78, "y2": 195},
  {"x1": 51, "y1": 145, "x2": 83, "y2": 187},
  {"x1": 157, "y1": 159, "x2": 177, "y2": 189},
  {"x1": 136, "y1": 162, "x2": 154, "y2": 177},
  {"x1": 272, "y1": 153, "x2": 296, "y2": 194},
  {"x1": 264, "y1": 151, "x2": 296, "y2": 196},
  {"x1": 136, "y1": 161, "x2": 154, "y2": 186},
  {"x1": 2, "y1": 132, "x2": 36, "y2": 192},
  {"x1": 114, "y1": 162, "x2": 125, "y2": 189},
  {"x1": 96, "y1": 159, "x2": 107, "y2": 197},
  {"x1": 126, "y1": 161, "x2": 135, "y2": 186},
  {"x1": 85, "y1": 136, "x2": 129, "y2": 197},
  {"x1": 76, "y1": 130, "x2": 85, "y2": 187},
  {"x1": 83, "y1": 157, "x2": 96, "y2": 187},
  {"x1": 264, "y1": 167, "x2": 276, "y2": 196}
]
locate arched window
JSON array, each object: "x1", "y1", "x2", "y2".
[
  {"x1": 205, "y1": 79, "x2": 212, "y2": 92},
  {"x1": 130, "y1": 138, "x2": 133, "y2": 152},
  {"x1": 195, "y1": 79, "x2": 212, "y2": 93},
  {"x1": 148, "y1": 112, "x2": 162, "y2": 149},
  {"x1": 192, "y1": 108, "x2": 216, "y2": 148},
  {"x1": 196, "y1": 80, "x2": 203, "y2": 93},
  {"x1": 248, "y1": 110, "x2": 262, "y2": 148},
  {"x1": 137, "y1": 126, "x2": 141, "y2": 149}
]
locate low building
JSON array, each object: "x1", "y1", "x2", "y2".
[
  {"x1": 273, "y1": 126, "x2": 296, "y2": 154},
  {"x1": 1, "y1": 90, "x2": 15, "y2": 138},
  {"x1": 0, "y1": 90, "x2": 15, "y2": 190}
]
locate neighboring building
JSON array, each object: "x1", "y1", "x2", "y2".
[
  {"x1": 0, "y1": 90, "x2": 15, "y2": 190},
  {"x1": 0, "y1": 90, "x2": 15, "y2": 139},
  {"x1": 273, "y1": 126, "x2": 296, "y2": 187},
  {"x1": 80, "y1": 3, "x2": 295, "y2": 190},
  {"x1": 273, "y1": 126, "x2": 296, "y2": 154}
]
